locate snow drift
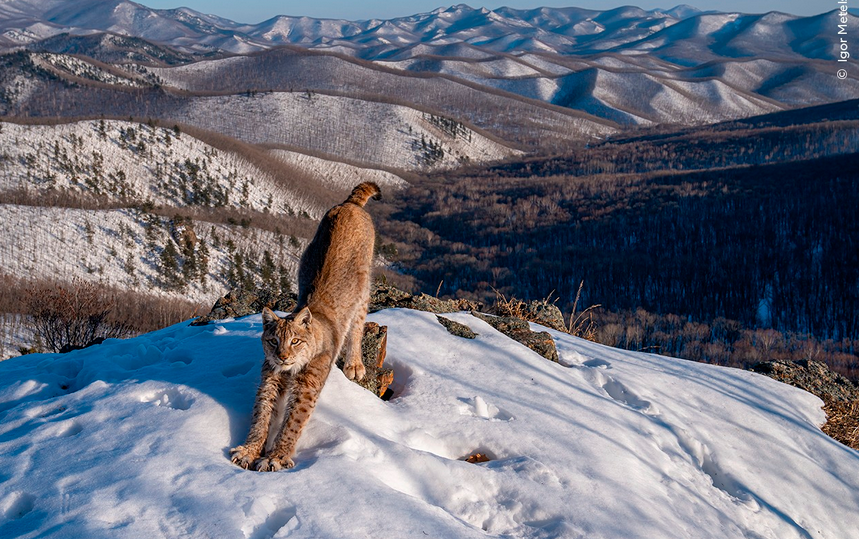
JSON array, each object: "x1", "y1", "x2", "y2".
[{"x1": 0, "y1": 308, "x2": 857, "y2": 538}]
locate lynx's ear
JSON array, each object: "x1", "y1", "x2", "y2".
[
  {"x1": 295, "y1": 306, "x2": 313, "y2": 328},
  {"x1": 261, "y1": 307, "x2": 279, "y2": 325}
]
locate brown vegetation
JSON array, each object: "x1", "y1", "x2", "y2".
[
  {"x1": 1, "y1": 274, "x2": 204, "y2": 355},
  {"x1": 377, "y1": 118, "x2": 859, "y2": 380}
]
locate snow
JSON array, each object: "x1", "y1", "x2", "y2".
[
  {"x1": 0, "y1": 204, "x2": 300, "y2": 306},
  {"x1": 172, "y1": 92, "x2": 519, "y2": 170},
  {"x1": 0, "y1": 120, "x2": 320, "y2": 218},
  {"x1": 1, "y1": 308, "x2": 857, "y2": 538},
  {"x1": 267, "y1": 149, "x2": 406, "y2": 191}
]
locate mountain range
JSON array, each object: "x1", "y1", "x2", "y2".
[
  {"x1": 0, "y1": 1, "x2": 855, "y2": 132},
  {"x1": 0, "y1": 1, "x2": 850, "y2": 62}
]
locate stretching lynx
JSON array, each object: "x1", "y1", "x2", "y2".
[{"x1": 230, "y1": 182, "x2": 381, "y2": 471}]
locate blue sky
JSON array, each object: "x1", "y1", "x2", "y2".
[{"x1": 139, "y1": 1, "x2": 835, "y2": 24}]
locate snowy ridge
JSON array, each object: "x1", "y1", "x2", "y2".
[
  {"x1": 0, "y1": 309, "x2": 857, "y2": 537},
  {"x1": 170, "y1": 92, "x2": 520, "y2": 170},
  {"x1": 0, "y1": 120, "x2": 317, "y2": 215},
  {"x1": 0, "y1": 204, "x2": 299, "y2": 304},
  {"x1": 268, "y1": 150, "x2": 406, "y2": 192},
  {"x1": 1, "y1": 2, "x2": 851, "y2": 63},
  {"x1": 0, "y1": 118, "x2": 406, "y2": 320}
]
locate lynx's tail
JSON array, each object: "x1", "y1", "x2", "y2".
[{"x1": 345, "y1": 182, "x2": 382, "y2": 207}]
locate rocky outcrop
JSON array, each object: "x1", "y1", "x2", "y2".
[
  {"x1": 370, "y1": 282, "x2": 482, "y2": 314},
  {"x1": 750, "y1": 360, "x2": 858, "y2": 403},
  {"x1": 436, "y1": 315, "x2": 476, "y2": 339},
  {"x1": 751, "y1": 359, "x2": 859, "y2": 450},
  {"x1": 191, "y1": 288, "x2": 297, "y2": 325},
  {"x1": 518, "y1": 301, "x2": 566, "y2": 332},
  {"x1": 470, "y1": 311, "x2": 558, "y2": 362},
  {"x1": 352, "y1": 322, "x2": 394, "y2": 398}
]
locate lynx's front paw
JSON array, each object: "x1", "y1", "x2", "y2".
[
  {"x1": 254, "y1": 456, "x2": 295, "y2": 472},
  {"x1": 343, "y1": 361, "x2": 366, "y2": 382},
  {"x1": 230, "y1": 445, "x2": 260, "y2": 469}
]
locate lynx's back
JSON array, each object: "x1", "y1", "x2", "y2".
[{"x1": 297, "y1": 182, "x2": 381, "y2": 323}]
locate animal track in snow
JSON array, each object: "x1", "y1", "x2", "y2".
[
  {"x1": 670, "y1": 427, "x2": 760, "y2": 511},
  {"x1": 587, "y1": 369, "x2": 657, "y2": 414},
  {"x1": 602, "y1": 379, "x2": 655, "y2": 412},
  {"x1": 58, "y1": 420, "x2": 83, "y2": 437},
  {"x1": 241, "y1": 498, "x2": 298, "y2": 539},
  {"x1": 2, "y1": 491, "x2": 35, "y2": 519},
  {"x1": 164, "y1": 349, "x2": 193, "y2": 365},
  {"x1": 583, "y1": 358, "x2": 611, "y2": 369},
  {"x1": 140, "y1": 388, "x2": 194, "y2": 410},
  {"x1": 459, "y1": 396, "x2": 514, "y2": 421},
  {"x1": 486, "y1": 455, "x2": 564, "y2": 488},
  {"x1": 558, "y1": 349, "x2": 611, "y2": 369},
  {"x1": 222, "y1": 361, "x2": 256, "y2": 378}
]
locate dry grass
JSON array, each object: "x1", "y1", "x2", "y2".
[
  {"x1": 1, "y1": 273, "x2": 206, "y2": 354},
  {"x1": 567, "y1": 280, "x2": 600, "y2": 341},
  {"x1": 491, "y1": 284, "x2": 599, "y2": 340},
  {"x1": 491, "y1": 287, "x2": 530, "y2": 320},
  {"x1": 822, "y1": 398, "x2": 859, "y2": 450}
]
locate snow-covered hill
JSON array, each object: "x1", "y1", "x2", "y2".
[
  {"x1": 0, "y1": 118, "x2": 406, "y2": 327},
  {"x1": 3, "y1": 3, "x2": 854, "y2": 131},
  {"x1": 1, "y1": 2, "x2": 852, "y2": 62},
  {"x1": 0, "y1": 308, "x2": 857, "y2": 538},
  {"x1": 0, "y1": 119, "x2": 320, "y2": 215}
]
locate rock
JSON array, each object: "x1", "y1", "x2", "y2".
[
  {"x1": 751, "y1": 359, "x2": 859, "y2": 450},
  {"x1": 369, "y1": 282, "x2": 412, "y2": 311},
  {"x1": 522, "y1": 300, "x2": 567, "y2": 332},
  {"x1": 750, "y1": 359, "x2": 858, "y2": 403},
  {"x1": 463, "y1": 453, "x2": 491, "y2": 464},
  {"x1": 191, "y1": 288, "x2": 297, "y2": 326},
  {"x1": 341, "y1": 322, "x2": 393, "y2": 398},
  {"x1": 471, "y1": 311, "x2": 559, "y2": 363},
  {"x1": 370, "y1": 282, "x2": 483, "y2": 314},
  {"x1": 436, "y1": 315, "x2": 476, "y2": 339}
]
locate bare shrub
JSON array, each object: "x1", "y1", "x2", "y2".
[{"x1": 26, "y1": 278, "x2": 134, "y2": 353}]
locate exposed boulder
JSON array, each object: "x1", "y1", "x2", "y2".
[
  {"x1": 750, "y1": 359, "x2": 858, "y2": 403},
  {"x1": 751, "y1": 359, "x2": 859, "y2": 450},
  {"x1": 370, "y1": 282, "x2": 482, "y2": 314},
  {"x1": 343, "y1": 322, "x2": 393, "y2": 398},
  {"x1": 191, "y1": 288, "x2": 297, "y2": 325},
  {"x1": 519, "y1": 300, "x2": 566, "y2": 332},
  {"x1": 436, "y1": 315, "x2": 477, "y2": 339},
  {"x1": 470, "y1": 311, "x2": 558, "y2": 362}
]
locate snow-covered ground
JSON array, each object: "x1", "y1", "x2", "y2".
[{"x1": 1, "y1": 308, "x2": 856, "y2": 538}]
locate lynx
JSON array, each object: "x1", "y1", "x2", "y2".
[{"x1": 230, "y1": 182, "x2": 381, "y2": 471}]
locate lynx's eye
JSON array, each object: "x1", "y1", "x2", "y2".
[
  {"x1": 267, "y1": 338, "x2": 278, "y2": 347},
  {"x1": 290, "y1": 338, "x2": 300, "y2": 346}
]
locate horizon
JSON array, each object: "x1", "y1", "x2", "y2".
[{"x1": 136, "y1": 1, "x2": 838, "y2": 24}]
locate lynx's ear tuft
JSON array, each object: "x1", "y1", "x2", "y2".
[
  {"x1": 261, "y1": 307, "x2": 279, "y2": 325},
  {"x1": 295, "y1": 307, "x2": 313, "y2": 328}
]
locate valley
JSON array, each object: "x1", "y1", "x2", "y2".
[{"x1": 0, "y1": 1, "x2": 856, "y2": 382}]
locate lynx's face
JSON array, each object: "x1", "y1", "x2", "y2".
[{"x1": 262, "y1": 307, "x2": 315, "y2": 373}]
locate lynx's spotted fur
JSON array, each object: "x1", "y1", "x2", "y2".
[{"x1": 230, "y1": 182, "x2": 381, "y2": 471}]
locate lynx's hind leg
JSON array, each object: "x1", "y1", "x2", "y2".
[{"x1": 342, "y1": 312, "x2": 367, "y2": 381}]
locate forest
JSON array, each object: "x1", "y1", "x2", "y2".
[{"x1": 377, "y1": 115, "x2": 859, "y2": 379}]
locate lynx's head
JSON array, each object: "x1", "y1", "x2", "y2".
[{"x1": 261, "y1": 307, "x2": 316, "y2": 373}]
